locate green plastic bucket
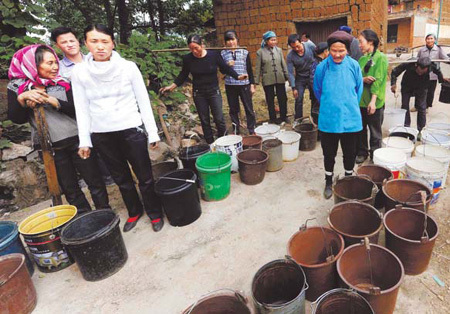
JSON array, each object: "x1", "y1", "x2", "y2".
[{"x1": 195, "y1": 152, "x2": 232, "y2": 201}]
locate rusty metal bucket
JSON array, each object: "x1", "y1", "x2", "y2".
[
  {"x1": 0, "y1": 253, "x2": 37, "y2": 314},
  {"x1": 333, "y1": 175, "x2": 378, "y2": 206},
  {"x1": 384, "y1": 205, "x2": 439, "y2": 275},
  {"x1": 356, "y1": 165, "x2": 393, "y2": 209},
  {"x1": 293, "y1": 117, "x2": 318, "y2": 151},
  {"x1": 287, "y1": 219, "x2": 345, "y2": 302},
  {"x1": 242, "y1": 135, "x2": 263, "y2": 150},
  {"x1": 337, "y1": 242, "x2": 404, "y2": 314},
  {"x1": 328, "y1": 201, "x2": 383, "y2": 247},
  {"x1": 311, "y1": 288, "x2": 374, "y2": 314},
  {"x1": 382, "y1": 179, "x2": 432, "y2": 212},
  {"x1": 237, "y1": 149, "x2": 268, "y2": 185},
  {"x1": 182, "y1": 289, "x2": 251, "y2": 314}
]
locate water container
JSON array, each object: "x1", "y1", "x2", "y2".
[
  {"x1": 382, "y1": 108, "x2": 406, "y2": 134},
  {"x1": 213, "y1": 135, "x2": 243, "y2": 172},
  {"x1": 373, "y1": 148, "x2": 407, "y2": 179},
  {"x1": 255, "y1": 123, "x2": 281, "y2": 140},
  {"x1": 277, "y1": 131, "x2": 301, "y2": 161},
  {"x1": 0, "y1": 221, "x2": 34, "y2": 275},
  {"x1": 415, "y1": 144, "x2": 450, "y2": 187},
  {"x1": 382, "y1": 136, "x2": 414, "y2": 157}
]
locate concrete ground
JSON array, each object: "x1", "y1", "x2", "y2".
[{"x1": 3, "y1": 68, "x2": 450, "y2": 313}]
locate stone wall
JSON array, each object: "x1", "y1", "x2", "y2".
[{"x1": 0, "y1": 79, "x2": 9, "y2": 121}]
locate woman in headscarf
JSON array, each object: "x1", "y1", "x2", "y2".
[
  {"x1": 160, "y1": 34, "x2": 247, "y2": 144},
  {"x1": 313, "y1": 31, "x2": 363, "y2": 199},
  {"x1": 72, "y1": 24, "x2": 163, "y2": 233},
  {"x1": 417, "y1": 33, "x2": 449, "y2": 109},
  {"x1": 255, "y1": 31, "x2": 289, "y2": 124},
  {"x1": 7, "y1": 44, "x2": 110, "y2": 214}
]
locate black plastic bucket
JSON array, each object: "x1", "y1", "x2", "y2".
[
  {"x1": 61, "y1": 209, "x2": 128, "y2": 281},
  {"x1": 179, "y1": 144, "x2": 210, "y2": 184},
  {"x1": 294, "y1": 117, "x2": 318, "y2": 151},
  {"x1": 155, "y1": 169, "x2": 202, "y2": 227},
  {"x1": 439, "y1": 82, "x2": 450, "y2": 104}
]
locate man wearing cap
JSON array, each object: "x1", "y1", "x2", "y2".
[
  {"x1": 287, "y1": 34, "x2": 315, "y2": 119},
  {"x1": 391, "y1": 57, "x2": 449, "y2": 131},
  {"x1": 417, "y1": 33, "x2": 449, "y2": 110},
  {"x1": 339, "y1": 26, "x2": 362, "y2": 61}
]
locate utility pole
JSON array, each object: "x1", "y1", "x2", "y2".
[{"x1": 437, "y1": 0, "x2": 443, "y2": 43}]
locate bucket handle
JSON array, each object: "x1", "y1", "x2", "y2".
[
  {"x1": 361, "y1": 237, "x2": 381, "y2": 295},
  {"x1": 428, "y1": 111, "x2": 450, "y2": 125},
  {"x1": 158, "y1": 176, "x2": 196, "y2": 184},
  {"x1": 284, "y1": 255, "x2": 310, "y2": 292},
  {"x1": 299, "y1": 218, "x2": 334, "y2": 261},
  {"x1": 184, "y1": 289, "x2": 248, "y2": 314},
  {"x1": 310, "y1": 288, "x2": 358, "y2": 312},
  {"x1": 420, "y1": 191, "x2": 430, "y2": 242},
  {"x1": 421, "y1": 130, "x2": 444, "y2": 148}
]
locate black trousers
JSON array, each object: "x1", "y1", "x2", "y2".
[
  {"x1": 402, "y1": 89, "x2": 427, "y2": 131},
  {"x1": 321, "y1": 131, "x2": 358, "y2": 173},
  {"x1": 91, "y1": 127, "x2": 162, "y2": 219},
  {"x1": 225, "y1": 84, "x2": 256, "y2": 134},
  {"x1": 310, "y1": 92, "x2": 320, "y2": 125},
  {"x1": 53, "y1": 142, "x2": 110, "y2": 214},
  {"x1": 426, "y1": 80, "x2": 438, "y2": 108},
  {"x1": 263, "y1": 83, "x2": 287, "y2": 121},
  {"x1": 357, "y1": 106, "x2": 384, "y2": 158},
  {"x1": 193, "y1": 88, "x2": 226, "y2": 144},
  {"x1": 294, "y1": 79, "x2": 314, "y2": 119}
]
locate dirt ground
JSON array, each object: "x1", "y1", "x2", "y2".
[{"x1": 3, "y1": 61, "x2": 450, "y2": 313}]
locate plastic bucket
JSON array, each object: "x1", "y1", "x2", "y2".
[
  {"x1": 214, "y1": 135, "x2": 243, "y2": 172},
  {"x1": 255, "y1": 123, "x2": 281, "y2": 140},
  {"x1": 389, "y1": 126, "x2": 418, "y2": 143},
  {"x1": 242, "y1": 135, "x2": 263, "y2": 150},
  {"x1": 252, "y1": 258, "x2": 308, "y2": 314},
  {"x1": 328, "y1": 201, "x2": 383, "y2": 247},
  {"x1": 293, "y1": 117, "x2": 318, "y2": 151},
  {"x1": 311, "y1": 288, "x2": 374, "y2": 314},
  {"x1": 155, "y1": 169, "x2": 201, "y2": 226},
  {"x1": 287, "y1": 223, "x2": 345, "y2": 301},
  {"x1": 421, "y1": 130, "x2": 450, "y2": 149},
  {"x1": 237, "y1": 149, "x2": 268, "y2": 185},
  {"x1": 373, "y1": 148, "x2": 406, "y2": 179},
  {"x1": 0, "y1": 254, "x2": 37, "y2": 314},
  {"x1": 18, "y1": 205, "x2": 77, "y2": 272},
  {"x1": 406, "y1": 157, "x2": 446, "y2": 204},
  {"x1": 61, "y1": 209, "x2": 127, "y2": 281},
  {"x1": 356, "y1": 165, "x2": 393, "y2": 209},
  {"x1": 179, "y1": 144, "x2": 210, "y2": 181},
  {"x1": 384, "y1": 205, "x2": 438, "y2": 275},
  {"x1": 0, "y1": 221, "x2": 34, "y2": 276},
  {"x1": 277, "y1": 131, "x2": 301, "y2": 161},
  {"x1": 262, "y1": 139, "x2": 283, "y2": 172},
  {"x1": 195, "y1": 152, "x2": 232, "y2": 201},
  {"x1": 337, "y1": 243, "x2": 404, "y2": 314},
  {"x1": 382, "y1": 108, "x2": 406, "y2": 134},
  {"x1": 424, "y1": 122, "x2": 450, "y2": 135},
  {"x1": 382, "y1": 136, "x2": 414, "y2": 157},
  {"x1": 415, "y1": 144, "x2": 450, "y2": 187},
  {"x1": 333, "y1": 176, "x2": 378, "y2": 206},
  {"x1": 152, "y1": 160, "x2": 179, "y2": 180},
  {"x1": 439, "y1": 82, "x2": 450, "y2": 103},
  {"x1": 183, "y1": 289, "x2": 251, "y2": 314},
  {"x1": 382, "y1": 179, "x2": 432, "y2": 212}
]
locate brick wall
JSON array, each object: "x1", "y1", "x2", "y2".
[
  {"x1": 213, "y1": 0, "x2": 388, "y2": 63},
  {"x1": 387, "y1": 18, "x2": 412, "y2": 51}
]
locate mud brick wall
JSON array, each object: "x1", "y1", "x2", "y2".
[{"x1": 213, "y1": 0, "x2": 388, "y2": 62}]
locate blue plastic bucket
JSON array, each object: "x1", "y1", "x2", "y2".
[{"x1": 0, "y1": 221, "x2": 34, "y2": 275}]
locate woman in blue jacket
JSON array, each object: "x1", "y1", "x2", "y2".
[{"x1": 313, "y1": 31, "x2": 363, "y2": 199}]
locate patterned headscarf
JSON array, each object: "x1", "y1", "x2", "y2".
[
  {"x1": 261, "y1": 31, "x2": 276, "y2": 48},
  {"x1": 8, "y1": 44, "x2": 70, "y2": 95}
]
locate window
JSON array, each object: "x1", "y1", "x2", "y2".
[{"x1": 388, "y1": 24, "x2": 398, "y2": 43}]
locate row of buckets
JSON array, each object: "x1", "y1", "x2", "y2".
[{"x1": 184, "y1": 163, "x2": 440, "y2": 314}]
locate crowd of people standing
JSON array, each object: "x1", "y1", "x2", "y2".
[{"x1": 7, "y1": 23, "x2": 450, "y2": 234}]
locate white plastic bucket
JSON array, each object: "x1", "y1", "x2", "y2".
[
  {"x1": 255, "y1": 123, "x2": 281, "y2": 140},
  {"x1": 373, "y1": 148, "x2": 406, "y2": 179},
  {"x1": 388, "y1": 126, "x2": 419, "y2": 143},
  {"x1": 424, "y1": 122, "x2": 450, "y2": 135},
  {"x1": 382, "y1": 136, "x2": 415, "y2": 157},
  {"x1": 415, "y1": 145, "x2": 450, "y2": 187},
  {"x1": 421, "y1": 130, "x2": 450, "y2": 149},
  {"x1": 406, "y1": 157, "x2": 446, "y2": 204},
  {"x1": 276, "y1": 131, "x2": 301, "y2": 161},
  {"x1": 382, "y1": 108, "x2": 406, "y2": 134},
  {"x1": 214, "y1": 135, "x2": 243, "y2": 172}
]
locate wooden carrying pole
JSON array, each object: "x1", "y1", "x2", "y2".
[
  {"x1": 150, "y1": 46, "x2": 248, "y2": 53},
  {"x1": 33, "y1": 106, "x2": 63, "y2": 206}
]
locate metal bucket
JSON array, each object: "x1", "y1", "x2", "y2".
[
  {"x1": 337, "y1": 243, "x2": 404, "y2": 314},
  {"x1": 333, "y1": 176, "x2": 378, "y2": 206},
  {"x1": 183, "y1": 289, "x2": 251, "y2": 314},
  {"x1": 311, "y1": 288, "x2": 374, "y2": 314},
  {"x1": 237, "y1": 149, "x2": 268, "y2": 185},
  {"x1": 384, "y1": 205, "x2": 438, "y2": 275},
  {"x1": 293, "y1": 117, "x2": 318, "y2": 151},
  {"x1": 242, "y1": 135, "x2": 263, "y2": 150},
  {"x1": 382, "y1": 179, "x2": 432, "y2": 212},
  {"x1": 262, "y1": 139, "x2": 283, "y2": 172},
  {"x1": 287, "y1": 220, "x2": 345, "y2": 301},
  {"x1": 356, "y1": 165, "x2": 393, "y2": 209},
  {"x1": 152, "y1": 160, "x2": 179, "y2": 180},
  {"x1": 252, "y1": 258, "x2": 308, "y2": 314},
  {"x1": 328, "y1": 201, "x2": 383, "y2": 247}
]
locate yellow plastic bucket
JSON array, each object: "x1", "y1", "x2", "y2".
[{"x1": 19, "y1": 205, "x2": 77, "y2": 272}]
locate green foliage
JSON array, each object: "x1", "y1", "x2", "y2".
[
  {"x1": 116, "y1": 30, "x2": 188, "y2": 106},
  {"x1": 0, "y1": 138, "x2": 12, "y2": 149}
]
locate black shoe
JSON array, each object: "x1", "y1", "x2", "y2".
[
  {"x1": 151, "y1": 218, "x2": 164, "y2": 232},
  {"x1": 123, "y1": 214, "x2": 141, "y2": 232},
  {"x1": 324, "y1": 183, "x2": 333, "y2": 199},
  {"x1": 355, "y1": 155, "x2": 367, "y2": 164}
]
